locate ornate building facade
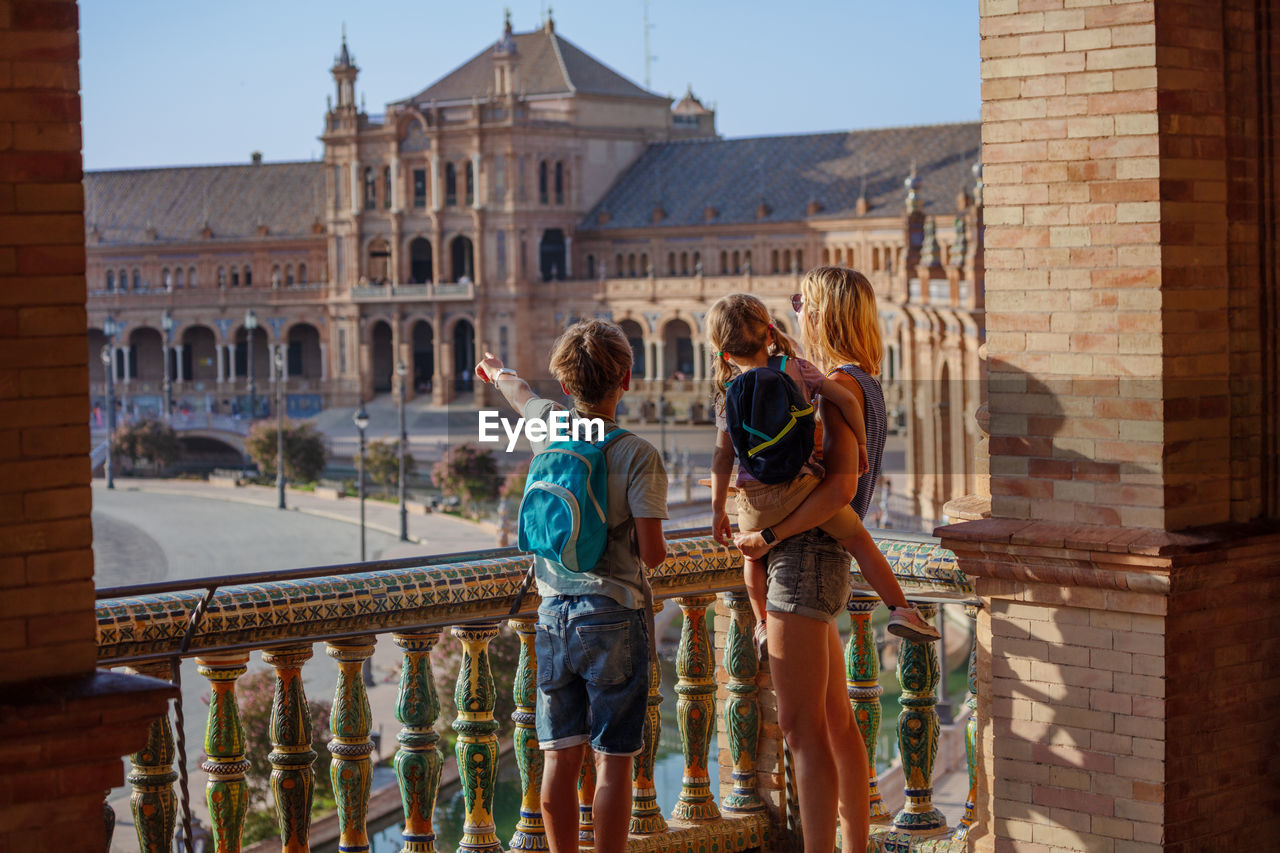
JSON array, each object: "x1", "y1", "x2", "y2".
[{"x1": 84, "y1": 13, "x2": 984, "y2": 522}]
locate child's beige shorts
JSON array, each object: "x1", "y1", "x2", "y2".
[{"x1": 735, "y1": 473, "x2": 866, "y2": 540}]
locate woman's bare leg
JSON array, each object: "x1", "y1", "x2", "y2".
[
  {"x1": 823, "y1": 621, "x2": 870, "y2": 849},
  {"x1": 769, "y1": 610, "x2": 839, "y2": 853}
]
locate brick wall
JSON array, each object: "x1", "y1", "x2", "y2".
[
  {"x1": 980, "y1": 0, "x2": 1277, "y2": 530},
  {"x1": 0, "y1": 0, "x2": 97, "y2": 683}
]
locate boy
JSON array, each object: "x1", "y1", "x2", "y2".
[{"x1": 476, "y1": 319, "x2": 668, "y2": 853}]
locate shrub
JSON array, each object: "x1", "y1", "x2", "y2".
[
  {"x1": 364, "y1": 439, "x2": 417, "y2": 496},
  {"x1": 431, "y1": 443, "x2": 499, "y2": 512},
  {"x1": 245, "y1": 420, "x2": 329, "y2": 484},
  {"x1": 112, "y1": 419, "x2": 179, "y2": 473},
  {"x1": 499, "y1": 460, "x2": 530, "y2": 500}
]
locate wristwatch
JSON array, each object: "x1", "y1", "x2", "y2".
[{"x1": 760, "y1": 527, "x2": 777, "y2": 545}]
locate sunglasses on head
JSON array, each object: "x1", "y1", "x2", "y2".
[{"x1": 791, "y1": 293, "x2": 804, "y2": 313}]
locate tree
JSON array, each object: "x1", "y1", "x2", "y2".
[
  {"x1": 365, "y1": 439, "x2": 417, "y2": 496},
  {"x1": 499, "y1": 460, "x2": 530, "y2": 501},
  {"x1": 245, "y1": 420, "x2": 329, "y2": 484},
  {"x1": 431, "y1": 443, "x2": 500, "y2": 512},
  {"x1": 112, "y1": 419, "x2": 179, "y2": 473}
]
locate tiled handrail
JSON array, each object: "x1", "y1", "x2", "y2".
[{"x1": 97, "y1": 530, "x2": 981, "y2": 853}]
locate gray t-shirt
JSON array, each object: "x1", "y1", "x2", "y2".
[{"x1": 522, "y1": 397, "x2": 669, "y2": 609}]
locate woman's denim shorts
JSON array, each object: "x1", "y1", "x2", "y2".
[
  {"x1": 765, "y1": 529, "x2": 851, "y2": 622},
  {"x1": 534, "y1": 594, "x2": 650, "y2": 755}
]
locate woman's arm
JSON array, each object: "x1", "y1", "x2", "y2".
[
  {"x1": 734, "y1": 393, "x2": 861, "y2": 557},
  {"x1": 815, "y1": 375, "x2": 868, "y2": 475},
  {"x1": 710, "y1": 428, "x2": 736, "y2": 545}
]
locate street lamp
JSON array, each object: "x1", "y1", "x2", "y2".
[
  {"x1": 275, "y1": 346, "x2": 286, "y2": 510},
  {"x1": 101, "y1": 315, "x2": 119, "y2": 490},
  {"x1": 353, "y1": 404, "x2": 370, "y2": 562},
  {"x1": 160, "y1": 309, "x2": 174, "y2": 422},
  {"x1": 245, "y1": 308, "x2": 258, "y2": 419},
  {"x1": 396, "y1": 359, "x2": 408, "y2": 541}
]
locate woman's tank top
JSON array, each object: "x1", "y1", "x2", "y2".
[{"x1": 835, "y1": 364, "x2": 886, "y2": 521}]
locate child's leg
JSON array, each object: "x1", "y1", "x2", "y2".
[
  {"x1": 744, "y1": 555, "x2": 768, "y2": 625},
  {"x1": 819, "y1": 506, "x2": 909, "y2": 608}
]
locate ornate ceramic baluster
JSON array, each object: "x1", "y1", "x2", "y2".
[
  {"x1": 197, "y1": 653, "x2": 251, "y2": 852},
  {"x1": 394, "y1": 630, "x2": 445, "y2": 853},
  {"x1": 506, "y1": 619, "x2": 546, "y2": 851},
  {"x1": 630, "y1": 600, "x2": 666, "y2": 834},
  {"x1": 452, "y1": 622, "x2": 503, "y2": 853},
  {"x1": 577, "y1": 750, "x2": 596, "y2": 845},
  {"x1": 720, "y1": 591, "x2": 763, "y2": 814},
  {"x1": 893, "y1": 602, "x2": 946, "y2": 833},
  {"x1": 326, "y1": 638, "x2": 377, "y2": 853},
  {"x1": 953, "y1": 605, "x2": 980, "y2": 841},
  {"x1": 128, "y1": 662, "x2": 178, "y2": 852},
  {"x1": 846, "y1": 595, "x2": 890, "y2": 822},
  {"x1": 262, "y1": 645, "x2": 316, "y2": 852},
  {"x1": 672, "y1": 594, "x2": 720, "y2": 821}
]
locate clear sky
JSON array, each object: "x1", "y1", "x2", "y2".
[{"x1": 80, "y1": 0, "x2": 979, "y2": 171}]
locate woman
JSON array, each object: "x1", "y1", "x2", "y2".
[{"x1": 734, "y1": 267, "x2": 930, "y2": 852}]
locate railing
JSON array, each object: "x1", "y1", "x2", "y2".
[
  {"x1": 96, "y1": 530, "x2": 981, "y2": 853},
  {"x1": 349, "y1": 281, "x2": 475, "y2": 302},
  {"x1": 87, "y1": 284, "x2": 329, "y2": 309}
]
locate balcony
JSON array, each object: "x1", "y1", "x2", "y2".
[
  {"x1": 349, "y1": 281, "x2": 476, "y2": 302},
  {"x1": 97, "y1": 530, "x2": 980, "y2": 853},
  {"x1": 88, "y1": 283, "x2": 329, "y2": 309}
]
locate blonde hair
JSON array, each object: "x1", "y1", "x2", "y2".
[
  {"x1": 549, "y1": 319, "x2": 633, "y2": 406},
  {"x1": 705, "y1": 293, "x2": 797, "y2": 401},
  {"x1": 799, "y1": 266, "x2": 883, "y2": 375}
]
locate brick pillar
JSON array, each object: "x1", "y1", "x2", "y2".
[
  {"x1": 947, "y1": 1, "x2": 1280, "y2": 850},
  {"x1": 0, "y1": 2, "x2": 175, "y2": 851}
]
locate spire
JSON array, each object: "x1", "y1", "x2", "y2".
[
  {"x1": 545, "y1": 5, "x2": 555, "y2": 32},
  {"x1": 336, "y1": 23, "x2": 353, "y2": 68},
  {"x1": 495, "y1": 7, "x2": 518, "y2": 55},
  {"x1": 904, "y1": 160, "x2": 922, "y2": 214},
  {"x1": 331, "y1": 25, "x2": 359, "y2": 112}
]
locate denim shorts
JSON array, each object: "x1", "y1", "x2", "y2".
[
  {"x1": 765, "y1": 529, "x2": 851, "y2": 622},
  {"x1": 535, "y1": 594, "x2": 650, "y2": 755}
]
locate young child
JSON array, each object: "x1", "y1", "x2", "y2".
[
  {"x1": 707, "y1": 294, "x2": 938, "y2": 656},
  {"x1": 476, "y1": 320, "x2": 668, "y2": 853}
]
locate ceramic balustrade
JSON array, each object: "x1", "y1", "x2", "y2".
[{"x1": 96, "y1": 531, "x2": 979, "y2": 853}]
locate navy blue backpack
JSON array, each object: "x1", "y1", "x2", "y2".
[{"x1": 725, "y1": 355, "x2": 815, "y2": 484}]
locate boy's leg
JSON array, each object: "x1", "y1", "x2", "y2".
[
  {"x1": 591, "y1": 751, "x2": 636, "y2": 853},
  {"x1": 541, "y1": 743, "x2": 588, "y2": 853}
]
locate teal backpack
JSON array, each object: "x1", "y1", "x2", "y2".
[{"x1": 517, "y1": 425, "x2": 629, "y2": 573}]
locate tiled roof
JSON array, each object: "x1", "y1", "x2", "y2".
[
  {"x1": 582, "y1": 122, "x2": 982, "y2": 230},
  {"x1": 84, "y1": 162, "x2": 325, "y2": 245},
  {"x1": 395, "y1": 28, "x2": 663, "y2": 106}
]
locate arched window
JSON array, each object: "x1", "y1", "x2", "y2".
[
  {"x1": 732, "y1": 251, "x2": 741, "y2": 274},
  {"x1": 445, "y1": 162, "x2": 457, "y2": 206},
  {"x1": 243, "y1": 265, "x2": 253, "y2": 287},
  {"x1": 615, "y1": 254, "x2": 622, "y2": 277},
  {"x1": 383, "y1": 165, "x2": 392, "y2": 209},
  {"x1": 680, "y1": 252, "x2": 689, "y2": 275},
  {"x1": 720, "y1": 250, "x2": 728, "y2": 274},
  {"x1": 298, "y1": 263, "x2": 307, "y2": 285},
  {"x1": 744, "y1": 251, "x2": 752, "y2": 272},
  {"x1": 796, "y1": 250, "x2": 803, "y2": 270},
  {"x1": 821, "y1": 248, "x2": 830, "y2": 265},
  {"x1": 106, "y1": 270, "x2": 114, "y2": 291},
  {"x1": 554, "y1": 161, "x2": 564, "y2": 205},
  {"x1": 771, "y1": 249, "x2": 780, "y2": 273},
  {"x1": 871, "y1": 247, "x2": 880, "y2": 272},
  {"x1": 285, "y1": 264, "x2": 295, "y2": 287},
  {"x1": 363, "y1": 167, "x2": 376, "y2": 210},
  {"x1": 174, "y1": 268, "x2": 183, "y2": 289},
  {"x1": 162, "y1": 267, "x2": 171, "y2": 290},
  {"x1": 118, "y1": 268, "x2": 127, "y2": 291},
  {"x1": 218, "y1": 266, "x2": 227, "y2": 288},
  {"x1": 464, "y1": 160, "x2": 474, "y2": 206},
  {"x1": 693, "y1": 251, "x2": 701, "y2": 273},
  {"x1": 834, "y1": 247, "x2": 843, "y2": 266},
  {"x1": 230, "y1": 267, "x2": 240, "y2": 287},
  {"x1": 272, "y1": 265, "x2": 282, "y2": 288},
  {"x1": 538, "y1": 161, "x2": 549, "y2": 205},
  {"x1": 627, "y1": 254, "x2": 636, "y2": 277},
  {"x1": 586, "y1": 254, "x2": 596, "y2": 278},
  {"x1": 132, "y1": 268, "x2": 141, "y2": 290},
  {"x1": 667, "y1": 252, "x2": 676, "y2": 275},
  {"x1": 641, "y1": 253, "x2": 649, "y2": 276},
  {"x1": 188, "y1": 266, "x2": 197, "y2": 288},
  {"x1": 783, "y1": 249, "x2": 792, "y2": 272}
]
